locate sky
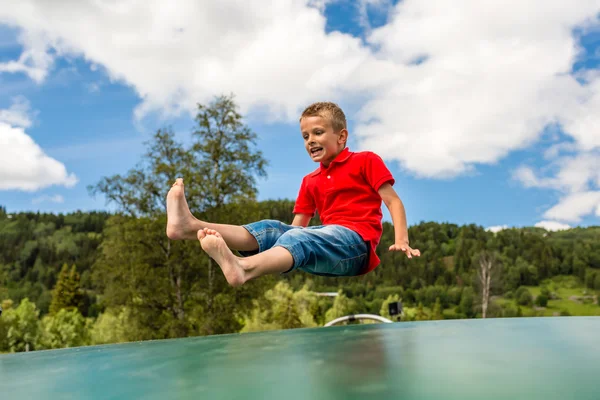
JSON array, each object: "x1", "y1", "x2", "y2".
[{"x1": 0, "y1": 0, "x2": 600, "y2": 232}]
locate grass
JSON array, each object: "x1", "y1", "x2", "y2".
[{"x1": 497, "y1": 275, "x2": 600, "y2": 317}]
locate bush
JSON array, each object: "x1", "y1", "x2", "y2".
[
  {"x1": 502, "y1": 305, "x2": 519, "y2": 318},
  {"x1": 517, "y1": 289, "x2": 533, "y2": 306},
  {"x1": 447, "y1": 287, "x2": 462, "y2": 305},
  {"x1": 535, "y1": 294, "x2": 548, "y2": 307}
]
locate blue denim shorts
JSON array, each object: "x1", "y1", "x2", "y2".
[{"x1": 240, "y1": 219, "x2": 369, "y2": 277}]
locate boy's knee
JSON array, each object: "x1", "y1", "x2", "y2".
[
  {"x1": 260, "y1": 219, "x2": 285, "y2": 230},
  {"x1": 279, "y1": 228, "x2": 304, "y2": 240}
]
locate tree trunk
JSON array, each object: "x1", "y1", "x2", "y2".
[
  {"x1": 478, "y1": 253, "x2": 494, "y2": 319},
  {"x1": 165, "y1": 240, "x2": 185, "y2": 322},
  {"x1": 204, "y1": 257, "x2": 214, "y2": 335}
]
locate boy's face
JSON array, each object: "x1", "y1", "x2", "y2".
[{"x1": 300, "y1": 115, "x2": 347, "y2": 167}]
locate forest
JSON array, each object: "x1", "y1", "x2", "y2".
[{"x1": 1, "y1": 95, "x2": 599, "y2": 353}]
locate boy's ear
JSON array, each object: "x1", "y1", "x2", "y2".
[{"x1": 338, "y1": 129, "x2": 348, "y2": 145}]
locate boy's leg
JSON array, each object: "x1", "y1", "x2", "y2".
[
  {"x1": 198, "y1": 228, "x2": 294, "y2": 287},
  {"x1": 198, "y1": 224, "x2": 369, "y2": 287},
  {"x1": 274, "y1": 224, "x2": 369, "y2": 277},
  {"x1": 166, "y1": 178, "x2": 257, "y2": 251}
]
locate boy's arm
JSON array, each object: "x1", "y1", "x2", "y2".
[
  {"x1": 378, "y1": 183, "x2": 421, "y2": 259},
  {"x1": 291, "y1": 214, "x2": 311, "y2": 227}
]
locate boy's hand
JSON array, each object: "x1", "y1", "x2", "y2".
[{"x1": 389, "y1": 241, "x2": 421, "y2": 259}]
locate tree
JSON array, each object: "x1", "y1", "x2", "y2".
[
  {"x1": 415, "y1": 302, "x2": 428, "y2": 320},
  {"x1": 432, "y1": 297, "x2": 443, "y2": 320},
  {"x1": 192, "y1": 94, "x2": 268, "y2": 334},
  {"x1": 49, "y1": 264, "x2": 83, "y2": 315},
  {"x1": 535, "y1": 293, "x2": 549, "y2": 307},
  {"x1": 0, "y1": 299, "x2": 13, "y2": 352},
  {"x1": 90, "y1": 307, "x2": 132, "y2": 345},
  {"x1": 36, "y1": 308, "x2": 90, "y2": 350},
  {"x1": 476, "y1": 251, "x2": 500, "y2": 318},
  {"x1": 324, "y1": 290, "x2": 358, "y2": 324},
  {"x1": 458, "y1": 287, "x2": 475, "y2": 318},
  {"x1": 90, "y1": 94, "x2": 270, "y2": 338},
  {"x1": 5, "y1": 298, "x2": 39, "y2": 352},
  {"x1": 516, "y1": 288, "x2": 533, "y2": 306},
  {"x1": 241, "y1": 282, "x2": 317, "y2": 332}
]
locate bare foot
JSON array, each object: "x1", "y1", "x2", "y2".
[
  {"x1": 166, "y1": 178, "x2": 201, "y2": 240},
  {"x1": 198, "y1": 228, "x2": 246, "y2": 287}
]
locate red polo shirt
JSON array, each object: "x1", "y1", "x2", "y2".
[{"x1": 293, "y1": 147, "x2": 395, "y2": 274}]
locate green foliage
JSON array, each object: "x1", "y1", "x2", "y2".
[
  {"x1": 90, "y1": 307, "x2": 132, "y2": 345},
  {"x1": 535, "y1": 294, "x2": 549, "y2": 307},
  {"x1": 192, "y1": 93, "x2": 268, "y2": 209},
  {"x1": 36, "y1": 308, "x2": 90, "y2": 350},
  {"x1": 535, "y1": 286, "x2": 551, "y2": 307},
  {"x1": 3, "y1": 95, "x2": 600, "y2": 352},
  {"x1": 4, "y1": 298, "x2": 40, "y2": 352},
  {"x1": 458, "y1": 287, "x2": 475, "y2": 318},
  {"x1": 0, "y1": 299, "x2": 14, "y2": 351},
  {"x1": 0, "y1": 210, "x2": 107, "y2": 316},
  {"x1": 415, "y1": 302, "x2": 428, "y2": 321},
  {"x1": 241, "y1": 282, "x2": 318, "y2": 332},
  {"x1": 432, "y1": 298, "x2": 443, "y2": 320},
  {"x1": 49, "y1": 264, "x2": 83, "y2": 315},
  {"x1": 516, "y1": 288, "x2": 533, "y2": 306},
  {"x1": 87, "y1": 94, "x2": 271, "y2": 339},
  {"x1": 324, "y1": 291, "x2": 359, "y2": 323}
]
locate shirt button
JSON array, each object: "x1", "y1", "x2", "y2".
[{"x1": 327, "y1": 175, "x2": 331, "y2": 179}]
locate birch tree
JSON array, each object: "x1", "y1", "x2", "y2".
[{"x1": 477, "y1": 251, "x2": 500, "y2": 319}]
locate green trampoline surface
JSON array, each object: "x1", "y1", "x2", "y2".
[{"x1": 1, "y1": 317, "x2": 599, "y2": 399}]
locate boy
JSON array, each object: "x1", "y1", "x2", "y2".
[{"x1": 166, "y1": 102, "x2": 420, "y2": 287}]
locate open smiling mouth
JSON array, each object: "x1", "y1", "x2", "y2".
[{"x1": 310, "y1": 147, "x2": 323, "y2": 157}]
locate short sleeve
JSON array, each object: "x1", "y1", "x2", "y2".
[
  {"x1": 293, "y1": 176, "x2": 316, "y2": 216},
  {"x1": 363, "y1": 152, "x2": 395, "y2": 191}
]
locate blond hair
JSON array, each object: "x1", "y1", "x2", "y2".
[{"x1": 300, "y1": 102, "x2": 347, "y2": 131}]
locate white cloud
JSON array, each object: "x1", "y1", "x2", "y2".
[
  {"x1": 0, "y1": 1, "x2": 598, "y2": 172},
  {"x1": 0, "y1": 96, "x2": 34, "y2": 128},
  {"x1": 355, "y1": 0, "x2": 600, "y2": 179},
  {"x1": 0, "y1": 0, "x2": 600, "y2": 221},
  {"x1": 514, "y1": 151, "x2": 600, "y2": 192},
  {"x1": 514, "y1": 150, "x2": 600, "y2": 222},
  {"x1": 355, "y1": 0, "x2": 393, "y2": 33},
  {"x1": 543, "y1": 191, "x2": 600, "y2": 222},
  {"x1": 0, "y1": 121, "x2": 78, "y2": 191},
  {"x1": 32, "y1": 194, "x2": 64, "y2": 204},
  {"x1": 534, "y1": 220, "x2": 571, "y2": 231},
  {"x1": 0, "y1": 0, "x2": 371, "y2": 123},
  {"x1": 0, "y1": 29, "x2": 53, "y2": 83},
  {"x1": 486, "y1": 225, "x2": 509, "y2": 233}
]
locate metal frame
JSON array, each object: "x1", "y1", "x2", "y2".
[{"x1": 324, "y1": 314, "x2": 393, "y2": 327}]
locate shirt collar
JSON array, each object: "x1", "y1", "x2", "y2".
[
  {"x1": 320, "y1": 147, "x2": 352, "y2": 171},
  {"x1": 308, "y1": 147, "x2": 352, "y2": 176}
]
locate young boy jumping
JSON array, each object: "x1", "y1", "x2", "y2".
[{"x1": 166, "y1": 102, "x2": 420, "y2": 287}]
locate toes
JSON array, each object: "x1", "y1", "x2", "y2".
[{"x1": 197, "y1": 229, "x2": 206, "y2": 240}]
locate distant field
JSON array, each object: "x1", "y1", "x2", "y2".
[{"x1": 495, "y1": 275, "x2": 600, "y2": 317}]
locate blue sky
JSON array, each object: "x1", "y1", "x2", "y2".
[{"x1": 0, "y1": 1, "x2": 599, "y2": 231}]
